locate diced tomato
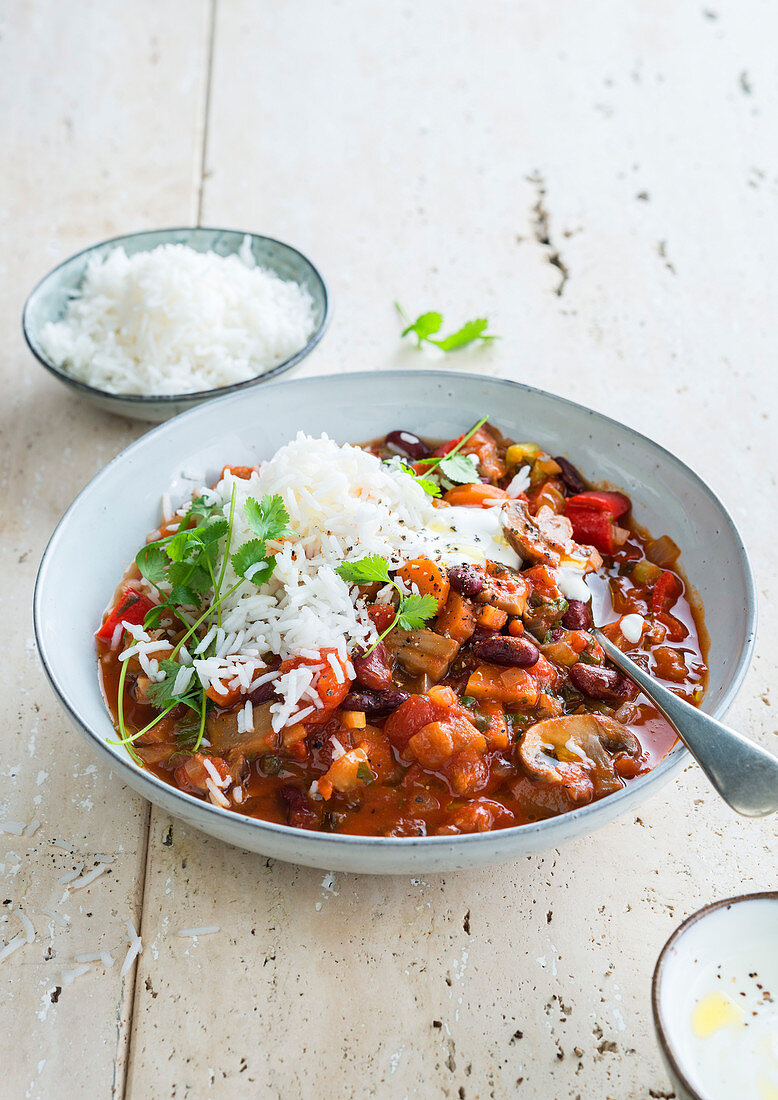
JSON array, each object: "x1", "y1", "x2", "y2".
[
  {"x1": 521, "y1": 564, "x2": 562, "y2": 599},
  {"x1": 566, "y1": 490, "x2": 631, "y2": 519},
  {"x1": 366, "y1": 603, "x2": 396, "y2": 633},
  {"x1": 651, "y1": 571, "x2": 682, "y2": 615},
  {"x1": 278, "y1": 648, "x2": 353, "y2": 721},
  {"x1": 383, "y1": 694, "x2": 440, "y2": 751},
  {"x1": 96, "y1": 587, "x2": 156, "y2": 643},
  {"x1": 528, "y1": 654, "x2": 560, "y2": 690},
  {"x1": 565, "y1": 504, "x2": 628, "y2": 555}
]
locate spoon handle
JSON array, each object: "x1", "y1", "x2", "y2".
[{"x1": 594, "y1": 629, "x2": 778, "y2": 817}]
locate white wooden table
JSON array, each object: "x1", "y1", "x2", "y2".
[{"x1": 2, "y1": 2, "x2": 776, "y2": 1096}]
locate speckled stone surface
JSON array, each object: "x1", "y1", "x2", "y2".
[{"x1": 1, "y1": 2, "x2": 776, "y2": 1097}]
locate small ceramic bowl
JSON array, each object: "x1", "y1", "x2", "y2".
[
  {"x1": 33, "y1": 369, "x2": 757, "y2": 873},
  {"x1": 22, "y1": 227, "x2": 329, "y2": 422},
  {"x1": 652, "y1": 892, "x2": 778, "y2": 1100}
]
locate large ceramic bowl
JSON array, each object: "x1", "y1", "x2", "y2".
[
  {"x1": 33, "y1": 371, "x2": 756, "y2": 873},
  {"x1": 22, "y1": 227, "x2": 329, "y2": 422}
]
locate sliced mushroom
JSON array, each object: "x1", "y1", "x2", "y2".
[
  {"x1": 206, "y1": 700, "x2": 276, "y2": 756},
  {"x1": 385, "y1": 628, "x2": 459, "y2": 681},
  {"x1": 501, "y1": 499, "x2": 561, "y2": 566},
  {"x1": 518, "y1": 714, "x2": 641, "y2": 799}
]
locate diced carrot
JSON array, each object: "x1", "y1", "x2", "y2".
[
  {"x1": 408, "y1": 716, "x2": 486, "y2": 769},
  {"x1": 341, "y1": 710, "x2": 367, "y2": 729},
  {"x1": 427, "y1": 685, "x2": 459, "y2": 707},
  {"x1": 443, "y1": 483, "x2": 510, "y2": 508},
  {"x1": 477, "y1": 700, "x2": 510, "y2": 750},
  {"x1": 465, "y1": 665, "x2": 540, "y2": 708},
  {"x1": 205, "y1": 681, "x2": 244, "y2": 707},
  {"x1": 476, "y1": 604, "x2": 508, "y2": 630},
  {"x1": 220, "y1": 465, "x2": 258, "y2": 480},
  {"x1": 435, "y1": 590, "x2": 477, "y2": 644},
  {"x1": 396, "y1": 557, "x2": 450, "y2": 612},
  {"x1": 282, "y1": 722, "x2": 308, "y2": 749},
  {"x1": 318, "y1": 747, "x2": 373, "y2": 800}
]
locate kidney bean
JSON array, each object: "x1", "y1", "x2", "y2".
[
  {"x1": 562, "y1": 599, "x2": 591, "y2": 630},
  {"x1": 472, "y1": 635, "x2": 539, "y2": 668},
  {"x1": 352, "y1": 642, "x2": 392, "y2": 690},
  {"x1": 569, "y1": 662, "x2": 635, "y2": 702},
  {"x1": 447, "y1": 563, "x2": 484, "y2": 597},
  {"x1": 385, "y1": 430, "x2": 430, "y2": 461},
  {"x1": 343, "y1": 688, "x2": 411, "y2": 716},
  {"x1": 249, "y1": 680, "x2": 279, "y2": 705},
  {"x1": 554, "y1": 456, "x2": 586, "y2": 495},
  {"x1": 470, "y1": 625, "x2": 501, "y2": 646},
  {"x1": 279, "y1": 785, "x2": 319, "y2": 830}
]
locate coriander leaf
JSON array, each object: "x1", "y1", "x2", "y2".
[
  {"x1": 136, "y1": 544, "x2": 168, "y2": 585},
  {"x1": 397, "y1": 593, "x2": 438, "y2": 631},
  {"x1": 438, "y1": 453, "x2": 480, "y2": 484},
  {"x1": 432, "y1": 318, "x2": 493, "y2": 351},
  {"x1": 165, "y1": 528, "x2": 194, "y2": 562},
  {"x1": 397, "y1": 303, "x2": 496, "y2": 353},
  {"x1": 143, "y1": 604, "x2": 169, "y2": 631},
  {"x1": 194, "y1": 516, "x2": 229, "y2": 545},
  {"x1": 231, "y1": 539, "x2": 276, "y2": 584},
  {"x1": 146, "y1": 660, "x2": 192, "y2": 710},
  {"x1": 187, "y1": 495, "x2": 221, "y2": 523},
  {"x1": 167, "y1": 562, "x2": 211, "y2": 594},
  {"x1": 415, "y1": 475, "x2": 442, "y2": 497},
  {"x1": 394, "y1": 459, "x2": 441, "y2": 497},
  {"x1": 356, "y1": 762, "x2": 374, "y2": 784},
  {"x1": 336, "y1": 555, "x2": 391, "y2": 586},
  {"x1": 168, "y1": 584, "x2": 202, "y2": 608},
  {"x1": 401, "y1": 310, "x2": 443, "y2": 345},
  {"x1": 244, "y1": 494, "x2": 291, "y2": 543}
]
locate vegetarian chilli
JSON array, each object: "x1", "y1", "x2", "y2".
[{"x1": 97, "y1": 419, "x2": 707, "y2": 837}]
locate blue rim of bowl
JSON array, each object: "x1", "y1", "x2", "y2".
[
  {"x1": 21, "y1": 226, "x2": 330, "y2": 406},
  {"x1": 33, "y1": 369, "x2": 758, "y2": 852},
  {"x1": 651, "y1": 891, "x2": 778, "y2": 1100}
]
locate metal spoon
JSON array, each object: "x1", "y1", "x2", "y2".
[{"x1": 594, "y1": 628, "x2": 778, "y2": 817}]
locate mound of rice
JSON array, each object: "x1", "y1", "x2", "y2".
[{"x1": 39, "y1": 238, "x2": 316, "y2": 395}]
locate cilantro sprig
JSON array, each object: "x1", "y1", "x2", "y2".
[
  {"x1": 396, "y1": 302, "x2": 496, "y2": 352},
  {"x1": 336, "y1": 555, "x2": 438, "y2": 654},
  {"x1": 116, "y1": 488, "x2": 293, "y2": 759}
]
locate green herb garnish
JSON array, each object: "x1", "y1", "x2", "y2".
[
  {"x1": 336, "y1": 555, "x2": 438, "y2": 654},
  {"x1": 396, "y1": 303, "x2": 496, "y2": 352}
]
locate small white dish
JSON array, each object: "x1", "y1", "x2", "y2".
[
  {"x1": 33, "y1": 369, "x2": 756, "y2": 872},
  {"x1": 22, "y1": 227, "x2": 329, "y2": 422},
  {"x1": 653, "y1": 893, "x2": 778, "y2": 1100}
]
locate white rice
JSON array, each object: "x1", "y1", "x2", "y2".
[{"x1": 39, "y1": 238, "x2": 316, "y2": 396}]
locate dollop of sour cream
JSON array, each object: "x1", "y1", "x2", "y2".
[{"x1": 620, "y1": 613, "x2": 646, "y2": 644}]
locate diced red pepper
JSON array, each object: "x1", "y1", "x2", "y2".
[
  {"x1": 566, "y1": 490, "x2": 631, "y2": 519},
  {"x1": 565, "y1": 504, "x2": 627, "y2": 555},
  {"x1": 431, "y1": 435, "x2": 464, "y2": 458},
  {"x1": 651, "y1": 571, "x2": 682, "y2": 615},
  {"x1": 95, "y1": 587, "x2": 156, "y2": 643}
]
